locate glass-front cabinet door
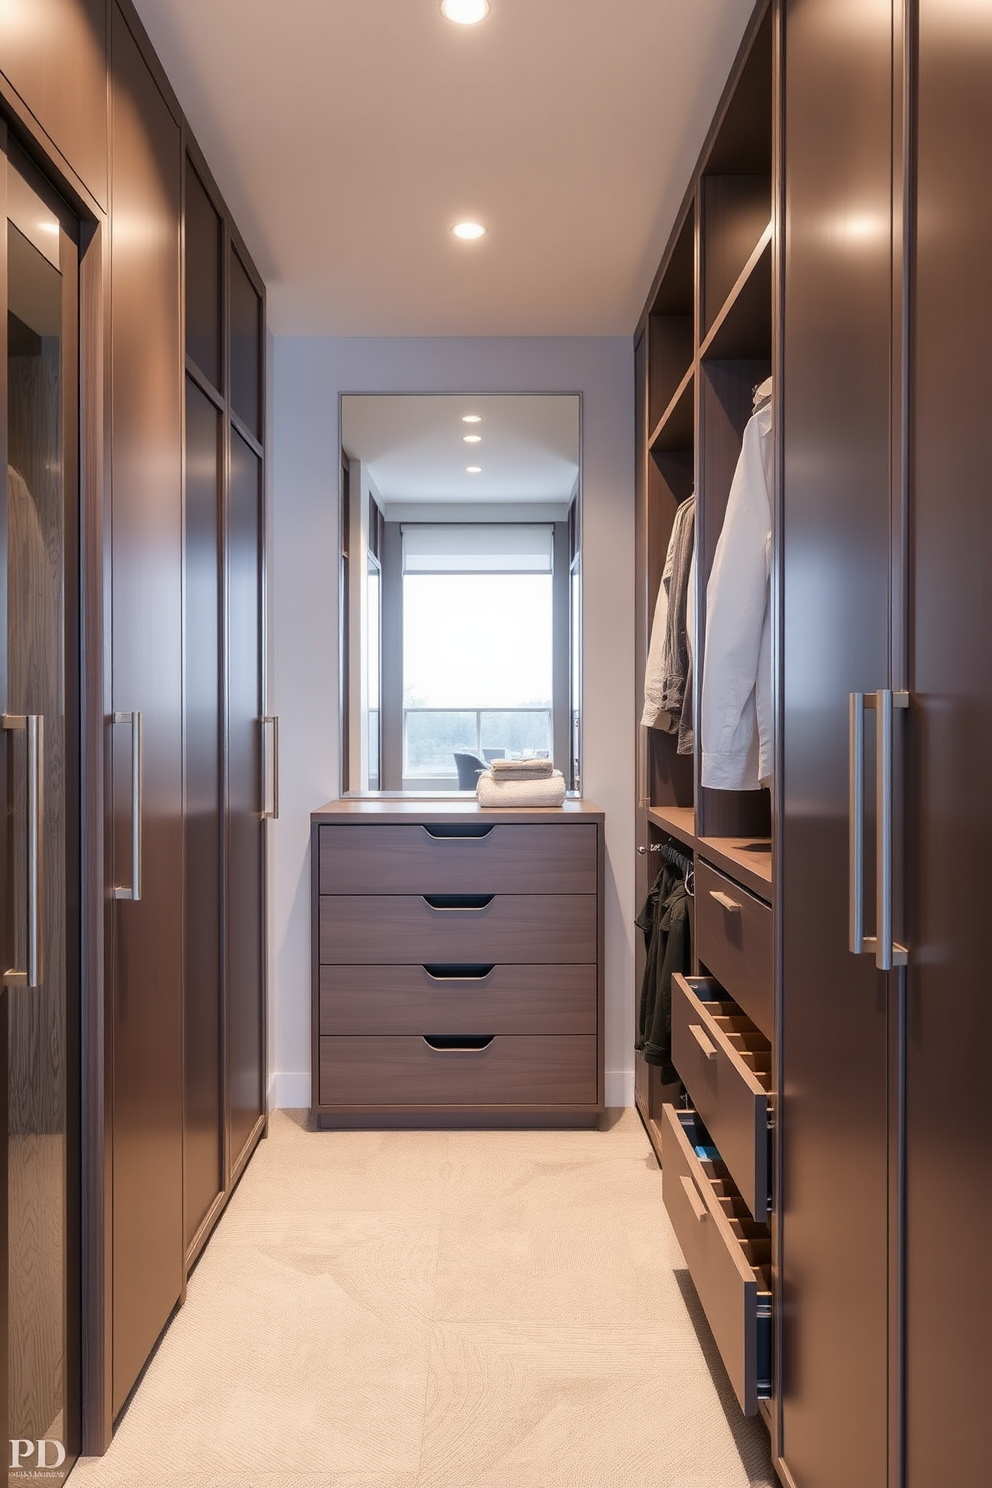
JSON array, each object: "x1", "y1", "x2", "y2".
[{"x1": 2, "y1": 139, "x2": 79, "y2": 1486}]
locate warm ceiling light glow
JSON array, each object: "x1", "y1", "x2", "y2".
[
  {"x1": 441, "y1": 0, "x2": 490, "y2": 23},
  {"x1": 461, "y1": 414, "x2": 482, "y2": 423},
  {"x1": 463, "y1": 434, "x2": 482, "y2": 443},
  {"x1": 452, "y1": 221, "x2": 486, "y2": 240},
  {"x1": 466, "y1": 466, "x2": 482, "y2": 474}
]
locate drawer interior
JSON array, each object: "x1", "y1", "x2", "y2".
[{"x1": 686, "y1": 983, "x2": 773, "y2": 1091}]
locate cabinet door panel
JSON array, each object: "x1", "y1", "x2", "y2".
[
  {"x1": 184, "y1": 378, "x2": 222, "y2": 1248},
  {"x1": 227, "y1": 429, "x2": 264, "y2": 1170},
  {"x1": 905, "y1": 6, "x2": 992, "y2": 1482},
  {"x1": 780, "y1": 1, "x2": 894, "y2": 1483},
  {"x1": 109, "y1": 5, "x2": 183, "y2": 1417}
]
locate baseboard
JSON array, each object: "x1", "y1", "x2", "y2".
[
  {"x1": 271, "y1": 1071, "x2": 311, "y2": 1109},
  {"x1": 606, "y1": 1069, "x2": 635, "y2": 1108},
  {"x1": 271, "y1": 1069, "x2": 633, "y2": 1111}
]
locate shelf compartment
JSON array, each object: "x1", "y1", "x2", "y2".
[
  {"x1": 645, "y1": 804, "x2": 696, "y2": 851},
  {"x1": 649, "y1": 365, "x2": 695, "y2": 454},
  {"x1": 648, "y1": 316, "x2": 694, "y2": 434},
  {"x1": 700, "y1": 227, "x2": 772, "y2": 362},
  {"x1": 701, "y1": 177, "x2": 772, "y2": 337}
]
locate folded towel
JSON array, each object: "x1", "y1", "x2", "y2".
[
  {"x1": 490, "y1": 757, "x2": 555, "y2": 780},
  {"x1": 476, "y1": 768, "x2": 566, "y2": 808}
]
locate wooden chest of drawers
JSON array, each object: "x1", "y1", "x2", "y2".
[{"x1": 311, "y1": 799, "x2": 605, "y2": 1128}]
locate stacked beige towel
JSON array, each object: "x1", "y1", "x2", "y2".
[
  {"x1": 476, "y1": 766, "x2": 566, "y2": 808},
  {"x1": 490, "y1": 757, "x2": 554, "y2": 782}
]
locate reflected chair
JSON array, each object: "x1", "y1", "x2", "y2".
[{"x1": 454, "y1": 751, "x2": 488, "y2": 789}]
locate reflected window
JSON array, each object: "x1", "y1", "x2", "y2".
[{"x1": 402, "y1": 525, "x2": 553, "y2": 780}]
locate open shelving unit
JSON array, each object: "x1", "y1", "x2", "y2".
[{"x1": 633, "y1": 0, "x2": 775, "y2": 1175}]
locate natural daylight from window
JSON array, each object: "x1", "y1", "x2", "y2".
[{"x1": 403, "y1": 571, "x2": 553, "y2": 775}]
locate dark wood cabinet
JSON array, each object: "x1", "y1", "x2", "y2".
[
  {"x1": 312, "y1": 801, "x2": 605, "y2": 1129},
  {"x1": 778, "y1": 1, "x2": 896, "y2": 1481},
  {"x1": 108, "y1": 1, "x2": 185, "y2": 1419},
  {"x1": 904, "y1": 5, "x2": 992, "y2": 1482}
]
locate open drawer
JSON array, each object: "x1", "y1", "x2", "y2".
[
  {"x1": 661, "y1": 1104, "x2": 772, "y2": 1416},
  {"x1": 671, "y1": 975, "x2": 771, "y2": 1220}
]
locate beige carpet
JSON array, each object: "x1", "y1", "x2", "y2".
[{"x1": 69, "y1": 1109, "x2": 777, "y2": 1488}]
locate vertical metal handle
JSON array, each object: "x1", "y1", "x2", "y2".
[
  {"x1": 3, "y1": 713, "x2": 43, "y2": 989},
  {"x1": 849, "y1": 692, "x2": 867, "y2": 954},
  {"x1": 875, "y1": 690, "x2": 909, "y2": 970},
  {"x1": 114, "y1": 710, "x2": 143, "y2": 902},
  {"x1": 26, "y1": 714, "x2": 42, "y2": 988},
  {"x1": 261, "y1": 716, "x2": 279, "y2": 820}
]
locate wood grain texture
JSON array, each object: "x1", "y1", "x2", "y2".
[
  {"x1": 319, "y1": 894, "x2": 597, "y2": 968},
  {"x1": 319, "y1": 823, "x2": 598, "y2": 897},
  {"x1": 694, "y1": 861, "x2": 772, "y2": 1040},
  {"x1": 319, "y1": 1035, "x2": 598, "y2": 1109},
  {"x1": 671, "y1": 976, "x2": 770, "y2": 1221},
  {"x1": 661, "y1": 1104, "x2": 770, "y2": 1417},
  {"x1": 319, "y1": 963, "x2": 597, "y2": 1038}
]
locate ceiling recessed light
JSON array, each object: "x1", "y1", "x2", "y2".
[
  {"x1": 441, "y1": 0, "x2": 490, "y2": 23},
  {"x1": 466, "y1": 466, "x2": 482, "y2": 474},
  {"x1": 452, "y1": 221, "x2": 486, "y2": 241},
  {"x1": 461, "y1": 414, "x2": 482, "y2": 423},
  {"x1": 463, "y1": 434, "x2": 482, "y2": 444}
]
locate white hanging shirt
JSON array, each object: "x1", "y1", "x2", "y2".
[{"x1": 700, "y1": 400, "x2": 773, "y2": 790}]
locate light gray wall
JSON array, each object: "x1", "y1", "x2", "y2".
[{"x1": 268, "y1": 336, "x2": 636, "y2": 1107}]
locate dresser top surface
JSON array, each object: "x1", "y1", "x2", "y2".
[{"x1": 312, "y1": 797, "x2": 604, "y2": 825}]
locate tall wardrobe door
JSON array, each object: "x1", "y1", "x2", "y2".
[
  {"x1": 3, "y1": 152, "x2": 79, "y2": 1485},
  {"x1": 227, "y1": 428, "x2": 264, "y2": 1171},
  {"x1": 780, "y1": 2, "x2": 895, "y2": 1484},
  {"x1": 184, "y1": 379, "x2": 223, "y2": 1250},
  {"x1": 905, "y1": 7, "x2": 992, "y2": 1482},
  {"x1": 109, "y1": 4, "x2": 183, "y2": 1417}
]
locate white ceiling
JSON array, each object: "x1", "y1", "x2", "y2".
[
  {"x1": 132, "y1": 0, "x2": 757, "y2": 337},
  {"x1": 342, "y1": 393, "x2": 579, "y2": 506}
]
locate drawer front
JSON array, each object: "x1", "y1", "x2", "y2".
[
  {"x1": 319, "y1": 894, "x2": 597, "y2": 965},
  {"x1": 661, "y1": 1104, "x2": 771, "y2": 1416},
  {"x1": 319, "y1": 963, "x2": 597, "y2": 1036},
  {"x1": 319, "y1": 1034, "x2": 598, "y2": 1107},
  {"x1": 671, "y1": 976, "x2": 771, "y2": 1220},
  {"x1": 695, "y1": 860, "x2": 773, "y2": 1039},
  {"x1": 319, "y1": 823, "x2": 598, "y2": 896}
]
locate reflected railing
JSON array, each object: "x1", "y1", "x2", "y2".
[{"x1": 404, "y1": 706, "x2": 553, "y2": 779}]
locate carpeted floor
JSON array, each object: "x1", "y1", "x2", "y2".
[{"x1": 69, "y1": 1108, "x2": 777, "y2": 1488}]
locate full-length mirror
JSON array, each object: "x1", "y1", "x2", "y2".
[{"x1": 340, "y1": 394, "x2": 581, "y2": 795}]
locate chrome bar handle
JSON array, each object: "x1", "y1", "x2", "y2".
[
  {"x1": 2, "y1": 713, "x2": 43, "y2": 989},
  {"x1": 114, "y1": 711, "x2": 143, "y2": 902},
  {"x1": 26, "y1": 714, "x2": 42, "y2": 989},
  {"x1": 849, "y1": 692, "x2": 868, "y2": 955},
  {"x1": 261, "y1": 716, "x2": 279, "y2": 819},
  {"x1": 875, "y1": 689, "x2": 909, "y2": 971}
]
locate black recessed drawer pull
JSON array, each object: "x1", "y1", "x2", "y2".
[
  {"x1": 422, "y1": 894, "x2": 494, "y2": 911},
  {"x1": 423, "y1": 964, "x2": 495, "y2": 981},
  {"x1": 421, "y1": 823, "x2": 495, "y2": 839},
  {"x1": 422, "y1": 1034, "x2": 495, "y2": 1052}
]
